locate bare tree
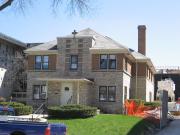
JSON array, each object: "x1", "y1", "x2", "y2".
[
  {"x1": 0, "y1": 0, "x2": 91, "y2": 15},
  {"x1": 0, "y1": 0, "x2": 13, "y2": 11}
]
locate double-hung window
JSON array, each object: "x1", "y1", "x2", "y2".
[
  {"x1": 100, "y1": 55, "x2": 108, "y2": 69},
  {"x1": 99, "y1": 86, "x2": 107, "y2": 101},
  {"x1": 35, "y1": 56, "x2": 49, "y2": 70},
  {"x1": 100, "y1": 54, "x2": 116, "y2": 69},
  {"x1": 42, "y1": 56, "x2": 49, "y2": 70},
  {"x1": 99, "y1": 86, "x2": 116, "y2": 102},
  {"x1": 35, "y1": 56, "x2": 42, "y2": 70},
  {"x1": 33, "y1": 85, "x2": 47, "y2": 100},
  {"x1": 109, "y1": 55, "x2": 116, "y2": 69},
  {"x1": 124, "y1": 86, "x2": 128, "y2": 102},
  {"x1": 70, "y1": 55, "x2": 78, "y2": 70},
  {"x1": 108, "y1": 86, "x2": 116, "y2": 101}
]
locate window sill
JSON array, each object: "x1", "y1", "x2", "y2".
[
  {"x1": 92, "y1": 69, "x2": 121, "y2": 72},
  {"x1": 69, "y1": 69, "x2": 78, "y2": 71},
  {"x1": 28, "y1": 70, "x2": 56, "y2": 72},
  {"x1": 99, "y1": 100, "x2": 116, "y2": 102},
  {"x1": 33, "y1": 99, "x2": 47, "y2": 101}
]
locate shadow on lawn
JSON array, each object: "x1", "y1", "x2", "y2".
[{"x1": 127, "y1": 119, "x2": 156, "y2": 135}]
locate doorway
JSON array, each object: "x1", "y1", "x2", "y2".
[{"x1": 61, "y1": 82, "x2": 73, "y2": 105}]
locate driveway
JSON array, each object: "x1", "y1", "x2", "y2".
[{"x1": 156, "y1": 116, "x2": 180, "y2": 135}]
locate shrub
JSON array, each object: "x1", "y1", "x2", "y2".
[
  {"x1": 127, "y1": 99, "x2": 145, "y2": 106},
  {"x1": 0, "y1": 102, "x2": 25, "y2": 107},
  {"x1": 144, "y1": 101, "x2": 160, "y2": 108},
  {"x1": 0, "y1": 97, "x2": 6, "y2": 102},
  {"x1": 0, "y1": 102, "x2": 33, "y2": 116},
  {"x1": 14, "y1": 106, "x2": 33, "y2": 116},
  {"x1": 48, "y1": 104, "x2": 97, "y2": 118}
]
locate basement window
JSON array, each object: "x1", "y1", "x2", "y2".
[
  {"x1": 33, "y1": 85, "x2": 47, "y2": 100},
  {"x1": 99, "y1": 86, "x2": 116, "y2": 102}
]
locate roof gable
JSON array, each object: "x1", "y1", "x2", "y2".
[
  {"x1": 25, "y1": 40, "x2": 57, "y2": 52},
  {"x1": 65, "y1": 28, "x2": 129, "y2": 50},
  {"x1": 0, "y1": 32, "x2": 26, "y2": 48}
]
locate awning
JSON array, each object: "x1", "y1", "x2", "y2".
[{"x1": 35, "y1": 78, "x2": 94, "y2": 83}]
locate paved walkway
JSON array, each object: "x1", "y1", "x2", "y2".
[{"x1": 156, "y1": 116, "x2": 180, "y2": 135}]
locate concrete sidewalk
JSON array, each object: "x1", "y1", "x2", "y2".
[{"x1": 156, "y1": 116, "x2": 180, "y2": 135}]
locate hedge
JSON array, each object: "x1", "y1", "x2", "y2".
[
  {"x1": 144, "y1": 101, "x2": 161, "y2": 108},
  {"x1": 0, "y1": 102, "x2": 33, "y2": 116},
  {"x1": 127, "y1": 99, "x2": 145, "y2": 106},
  {"x1": 48, "y1": 104, "x2": 97, "y2": 118}
]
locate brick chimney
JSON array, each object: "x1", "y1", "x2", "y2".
[{"x1": 138, "y1": 25, "x2": 146, "y2": 55}]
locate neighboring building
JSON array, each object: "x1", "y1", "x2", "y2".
[
  {"x1": 155, "y1": 67, "x2": 180, "y2": 100},
  {"x1": 27, "y1": 43, "x2": 44, "y2": 48},
  {"x1": 24, "y1": 26, "x2": 155, "y2": 113},
  {"x1": 0, "y1": 33, "x2": 27, "y2": 100},
  {"x1": 157, "y1": 78, "x2": 175, "y2": 101}
]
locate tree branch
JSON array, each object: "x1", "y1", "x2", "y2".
[{"x1": 0, "y1": 0, "x2": 14, "y2": 11}]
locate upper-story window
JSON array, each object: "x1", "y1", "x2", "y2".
[
  {"x1": 70, "y1": 55, "x2": 78, "y2": 70},
  {"x1": 100, "y1": 55, "x2": 108, "y2": 69},
  {"x1": 66, "y1": 39, "x2": 71, "y2": 43},
  {"x1": 35, "y1": 56, "x2": 49, "y2": 70},
  {"x1": 109, "y1": 55, "x2": 116, "y2": 69},
  {"x1": 66, "y1": 44, "x2": 71, "y2": 48},
  {"x1": 78, "y1": 39, "x2": 83, "y2": 43},
  {"x1": 100, "y1": 54, "x2": 116, "y2": 69},
  {"x1": 125, "y1": 58, "x2": 128, "y2": 71}
]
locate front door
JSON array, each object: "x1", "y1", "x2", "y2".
[{"x1": 61, "y1": 83, "x2": 73, "y2": 105}]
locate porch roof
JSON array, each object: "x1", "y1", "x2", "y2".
[{"x1": 35, "y1": 78, "x2": 94, "y2": 83}]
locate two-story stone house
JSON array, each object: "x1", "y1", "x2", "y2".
[{"x1": 25, "y1": 25, "x2": 155, "y2": 113}]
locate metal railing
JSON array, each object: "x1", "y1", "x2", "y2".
[{"x1": 67, "y1": 96, "x2": 72, "y2": 104}]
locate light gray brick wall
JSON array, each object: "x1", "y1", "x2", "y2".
[
  {"x1": 0, "y1": 42, "x2": 25, "y2": 99},
  {"x1": 27, "y1": 36, "x2": 153, "y2": 113}
]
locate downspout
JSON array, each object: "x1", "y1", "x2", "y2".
[
  {"x1": 77, "y1": 80, "x2": 80, "y2": 104},
  {"x1": 135, "y1": 60, "x2": 138, "y2": 98}
]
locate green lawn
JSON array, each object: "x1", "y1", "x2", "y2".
[{"x1": 48, "y1": 114, "x2": 152, "y2": 135}]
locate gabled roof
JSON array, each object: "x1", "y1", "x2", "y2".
[
  {"x1": 25, "y1": 40, "x2": 57, "y2": 52},
  {"x1": 129, "y1": 49, "x2": 156, "y2": 72},
  {"x1": 24, "y1": 28, "x2": 155, "y2": 71},
  {"x1": 0, "y1": 32, "x2": 26, "y2": 48},
  {"x1": 65, "y1": 28, "x2": 129, "y2": 50},
  {"x1": 130, "y1": 50, "x2": 149, "y2": 60}
]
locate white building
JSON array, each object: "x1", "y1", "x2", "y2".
[{"x1": 157, "y1": 79, "x2": 175, "y2": 101}]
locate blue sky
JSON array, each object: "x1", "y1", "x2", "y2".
[{"x1": 0, "y1": 0, "x2": 180, "y2": 67}]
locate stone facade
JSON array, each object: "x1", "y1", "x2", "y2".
[
  {"x1": 25, "y1": 27, "x2": 155, "y2": 113},
  {"x1": 0, "y1": 36, "x2": 26, "y2": 100}
]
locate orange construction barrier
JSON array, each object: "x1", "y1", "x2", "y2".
[{"x1": 124, "y1": 100, "x2": 160, "y2": 125}]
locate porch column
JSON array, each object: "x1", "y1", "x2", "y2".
[{"x1": 77, "y1": 80, "x2": 80, "y2": 104}]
